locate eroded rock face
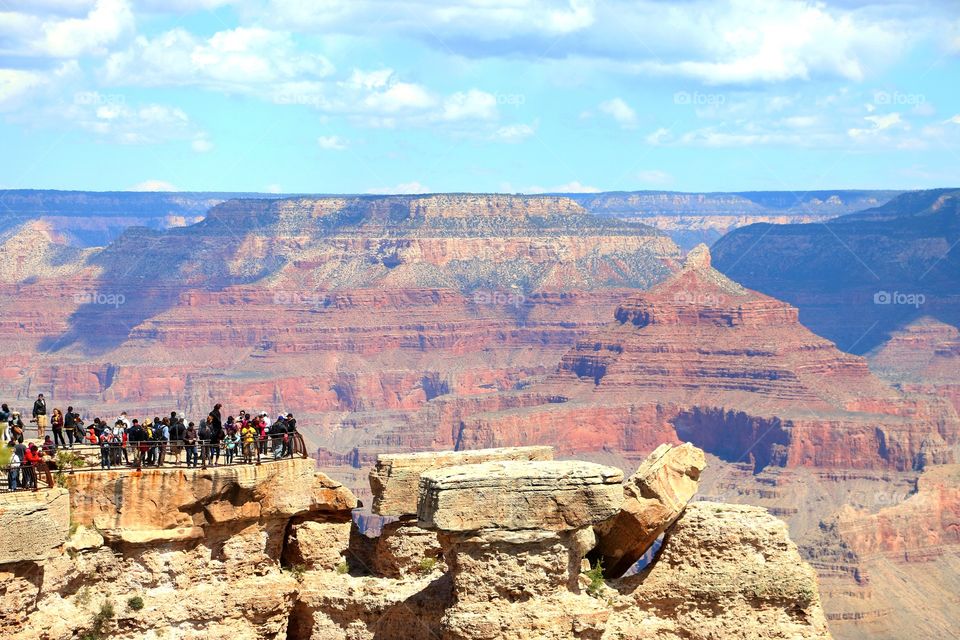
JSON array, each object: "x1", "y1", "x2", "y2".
[
  {"x1": 370, "y1": 446, "x2": 554, "y2": 517},
  {"x1": 595, "y1": 442, "x2": 706, "y2": 577},
  {"x1": 607, "y1": 502, "x2": 832, "y2": 639},
  {"x1": 0, "y1": 488, "x2": 70, "y2": 563},
  {"x1": 418, "y1": 460, "x2": 624, "y2": 532}
]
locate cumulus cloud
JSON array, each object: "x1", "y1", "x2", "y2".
[
  {"x1": 598, "y1": 97, "x2": 637, "y2": 128},
  {"x1": 103, "y1": 27, "x2": 334, "y2": 90},
  {"x1": 367, "y1": 181, "x2": 431, "y2": 195},
  {"x1": 848, "y1": 112, "x2": 903, "y2": 138},
  {"x1": 317, "y1": 135, "x2": 347, "y2": 150},
  {"x1": 130, "y1": 179, "x2": 178, "y2": 191},
  {"x1": 0, "y1": 0, "x2": 133, "y2": 58},
  {"x1": 490, "y1": 122, "x2": 537, "y2": 143},
  {"x1": 442, "y1": 90, "x2": 498, "y2": 121}
]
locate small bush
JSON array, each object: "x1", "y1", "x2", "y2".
[
  {"x1": 335, "y1": 561, "x2": 349, "y2": 575},
  {"x1": 74, "y1": 586, "x2": 92, "y2": 607},
  {"x1": 127, "y1": 595, "x2": 145, "y2": 611},
  {"x1": 416, "y1": 557, "x2": 437, "y2": 573},
  {"x1": 288, "y1": 564, "x2": 306, "y2": 583},
  {"x1": 583, "y1": 559, "x2": 606, "y2": 599}
]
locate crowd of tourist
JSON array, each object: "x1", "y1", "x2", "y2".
[{"x1": 3, "y1": 396, "x2": 300, "y2": 490}]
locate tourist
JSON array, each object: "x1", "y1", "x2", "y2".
[
  {"x1": 269, "y1": 414, "x2": 286, "y2": 458},
  {"x1": 223, "y1": 429, "x2": 239, "y2": 464},
  {"x1": 24, "y1": 443, "x2": 41, "y2": 488},
  {"x1": 13, "y1": 443, "x2": 27, "y2": 486},
  {"x1": 209, "y1": 403, "x2": 223, "y2": 433},
  {"x1": 240, "y1": 419, "x2": 257, "y2": 464},
  {"x1": 51, "y1": 408, "x2": 66, "y2": 449},
  {"x1": 32, "y1": 393, "x2": 48, "y2": 439},
  {"x1": 184, "y1": 422, "x2": 199, "y2": 468},
  {"x1": 157, "y1": 418, "x2": 169, "y2": 466},
  {"x1": 198, "y1": 418, "x2": 212, "y2": 467},
  {"x1": 285, "y1": 413, "x2": 297, "y2": 457},
  {"x1": 42, "y1": 435, "x2": 56, "y2": 457},
  {"x1": 209, "y1": 415, "x2": 223, "y2": 467},
  {"x1": 98, "y1": 429, "x2": 112, "y2": 469},
  {"x1": 64, "y1": 406, "x2": 78, "y2": 448},
  {"x1": 7, "y1": 446, "x2": 20, "y2": 490},
  {"x1": 86, "y1": 423, "x2": 98, "y2": 445},
  {"x1": 9, "y1": 411, "x2": 25, "y2": 445}
]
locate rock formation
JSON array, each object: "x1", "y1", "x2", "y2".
[
  {"x1": 0, "y1": 446, "x2": 832, "y2": 640},
  {"x1": 594, "y1": 442, "x2": 706, "y2": 577}
]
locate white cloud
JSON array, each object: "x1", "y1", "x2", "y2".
[
  {"x1": 317, "y1": 135, "x2": 347, "y2": 150},
  {"x1": 848, "y1": 112, "x2": 902, "y2": 138},
  {"x1": 58, "y1": 100, "x2": 196, "y2": 144},
  {"x1": 490, "y1": 122, "x2": 536, "y2": 143},
  {"x1": 779, "y1": 115, "x2": 818, "y2": 128},
  {"x1": 442, "y1": 89, "x2": 497, "y2": 121},
  {"x1": 191, "y1": 134, "x2": 214, "y2": 153},
  {"x1": 598, "y1": 97, "x2": 637, "y2": 128},
  {"x1": 0, "y1": 0, "x2": 133, "y2": 58},
  {"x1": 104, "y1": 27, "x2": 334, "y2": 90},
  {"x1": 367, "y1": 181, "x2": 431, "y2": 195},
  {"x1": 645, "y1": 127, "x2": 672, "y2": 145},
  {"x1": 0, "y1": 69, "x2": 48, "y2": 109},
  {"x1": 525, "y1": 181, "x2": 601, "y2": 194},
  {"x1": 130, "y1": 179, "x2": 178, "y2": 192},
  {"x1": 946, "y1": 115, "x2": 960, "y2": 125},
  {"x1": 360, "y1": 81, "x2": 435, "y2": 113},
  {"x1": 636, "y1": 169, "x2": 672, "y2": 185}
]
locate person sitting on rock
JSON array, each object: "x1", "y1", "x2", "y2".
[{"x1": 42, "y1": 435, "x2": 56, "y2": 457}]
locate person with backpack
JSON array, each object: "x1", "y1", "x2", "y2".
[
  {"x1": 32, "y1": 394, "x2": 48, "y2": 439},
  {"x1": 157, "y1": 418, "x2": 170, "y2": 466},
  {"x1": 98, "y1": 429, "x2": 112, "y2": 469},
  {"x1": 8, "y1": 411, "x2": 25, "y2": 445},
  {"x1": 64, "y1": 406, "x2": 78, "y2": 448}
]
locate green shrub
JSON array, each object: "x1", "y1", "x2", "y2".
[
  {"x1": 335, "y1": 561, "x2": 349, "y2": 575},
  {"x1": 288, "y1": 564, "x2": 306, "y2": 583},
  {"x1": 583, "y1": 559, "x2": 606, "y2": 598},
  {"x1": 127, "y1": 595, "x2": 145, "y2": 611},
  {"x1": 416, "y1": 557, "x2": 437, "y2": 573}
]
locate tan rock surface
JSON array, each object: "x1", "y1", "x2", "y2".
[
  {"x1": 283, "y1": 520, "x2": 353, "y2": 571},
  {"x1": 419, "y1": 460, "x2": 624, "y2": 532},
  {"x1": 605, "y1": 502, "x2": 832, "y2": 639},
  {"x1": 372, "y1": 518, "x2": 444, "y2": 579},
  {"x1": 595, "y1": 442, "x2": 706, "y2": 577},
  {"x1": 370, "y1": 445, "x2": 554, "y2": 516},
  {"x1": 0, "y1": 488, "x2": 70, "y2": 563}
]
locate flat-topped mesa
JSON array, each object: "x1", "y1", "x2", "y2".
[
  {"x1": 417, "y1": 460, "x2": 623, "y2": 532},
  {"x1": 408, "y1": 194, "x2": 587, "y2": 218},
  {"x1": 613, "y1": 244, "x2": 800, "y2": 328},
  {"x1": 370, "y1": 445, "x2": 554, "y2": 517}
]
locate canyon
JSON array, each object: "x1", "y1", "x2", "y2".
[{"x1": 0, "y1": 190, "x2": 957, "y2": 638}]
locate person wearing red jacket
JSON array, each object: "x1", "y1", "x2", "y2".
[{"x1": 23, "y1": 443, "x2": 42, "y2": 489}]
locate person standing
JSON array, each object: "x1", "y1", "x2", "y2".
[
  {"x1": 9, "y1": 411, "x2": 25, "y2": 445},
  {"x1": 24, "y1": 443, "x2": 41, "y2": 488},
  {"x1": 240, "y1": 420, "x2": 257, "y2": 464},
  {"x1": 7, "y1": 447, "x2": 21, "y2": 490},
  {"x1": 98, "y1": 429, "x2": 112, "y2": 469},
  {"x1": 32, "y1": 394, "x2": 48, "y2": 439},
  {"x1": 184, "y1": 422, "x2": 199, "y2": 468},
  {"x1": 64, "y1": 407, "x2": 77, "y2": 448},
  {"x1": 51, "y1": 408, "x2": 66, "y2": 449}
]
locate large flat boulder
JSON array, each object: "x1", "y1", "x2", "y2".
[
  {"x1": 418, "y1": 460, "x2": 623, "y2": 532},
  {"x1": 0, "y1": 489, "x2": 70, "y2": 563},
  {"x1": 369, "y1": 446, "x2": 553, "y2": 517},
  {"x1": 594, "y1": 442, "x2": 705, "y2": 577}
]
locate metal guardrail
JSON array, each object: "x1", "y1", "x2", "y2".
[{"x1": 1, "y1": 432, "x2": 308, "y2": 493}]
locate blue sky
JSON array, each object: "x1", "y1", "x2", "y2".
[{"x1": 1, "y1": 0, "x2": 958, "y2": 193}]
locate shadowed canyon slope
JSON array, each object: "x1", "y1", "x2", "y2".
[{"x1": 712, "y1": 188, "x2": 960, "y2": 354}]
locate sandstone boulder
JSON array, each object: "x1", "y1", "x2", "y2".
[
  {"x1": 418, "y1": 460, "x2": 623, "y2": 532},
  {"x1": 370, "y1": 446, "x2": 553, "y2": 516},
  {"x1": 282, "y1": 520, "x2": 353, "y2": 571},
  {"x1": 594, "y1": 442, "x2": 706, "y2": 577},
  {"x1": 0, "y1": 488, "x2": 70, "y2": 563},
  {"x1": 372, "y1": 518, "x2": 444, "y2": 579},
  {"x1": 606, "y1": 502, "x2": 832, "y2": 639}
]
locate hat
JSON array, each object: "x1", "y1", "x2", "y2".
[{"x1": 278, "y1": 414, "x2": 285, "y2": 420}]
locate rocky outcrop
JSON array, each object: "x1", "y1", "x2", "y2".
[
  {"x1": 594, "y1": 442, "x2": 706, "y2": 577},
  {"x1": 370, "y1": 446, "x2": 554, "y2": 517},
  {"x1": 607, "y1": 502, "x2": 832, "y2": 639},
  {"x1": 0, "y1": 447, "x2": 831, "y2": 640},
  {"x1": 0, "y1": 488, "x2": 70, "y2": 563},
  {"x1": 421, "y1": 460, "x2": 623, "y2": 640}
]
